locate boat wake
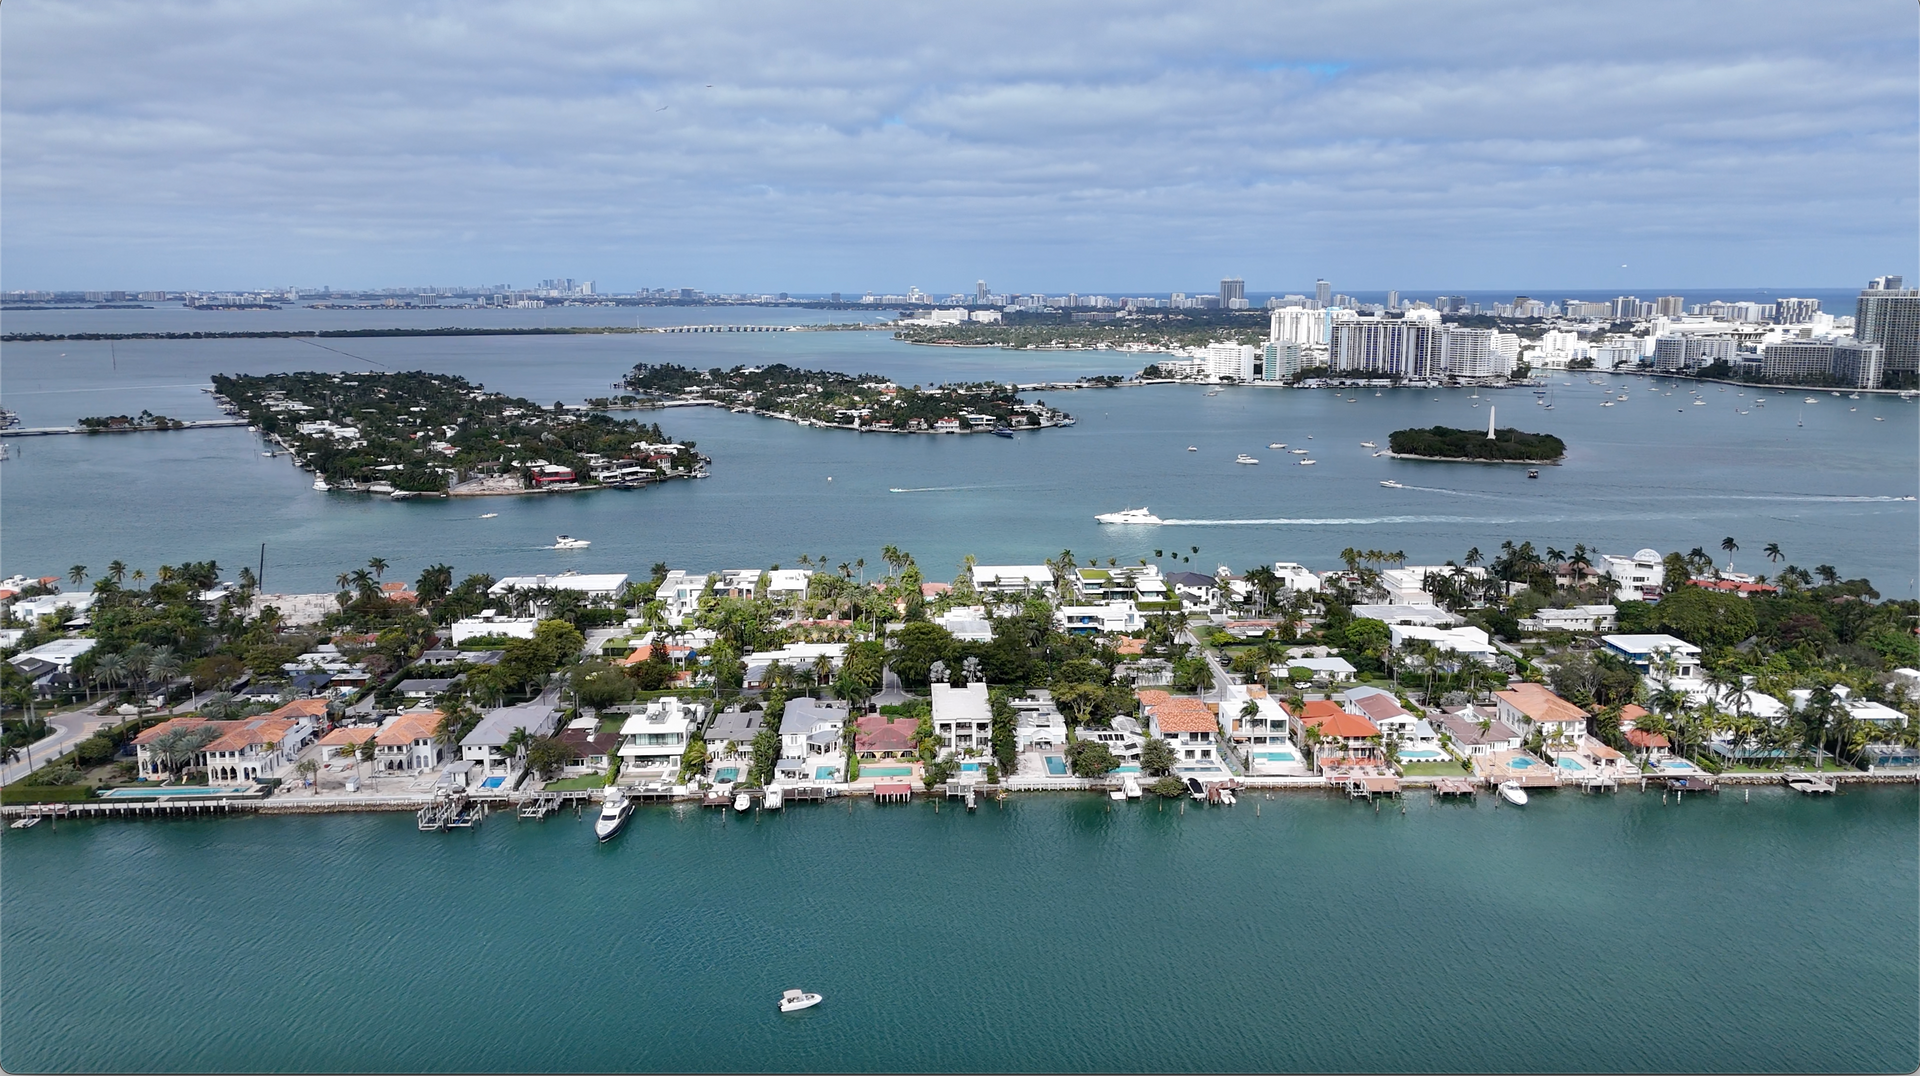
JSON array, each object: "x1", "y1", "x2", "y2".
[
  {"x1": 1158, "y1": 514, "x2": 1531, "y2": 527},
  {"x1": 888, "y1": 485, "x2": 987, "y2": 493}
]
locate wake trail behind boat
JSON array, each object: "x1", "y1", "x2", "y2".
[
  {"x1": 888, "y1": 485, "x2": 992, "y2": 493},
  {"x1": 1158, "y1": 515, "x2": 1532, "y2": 527}
]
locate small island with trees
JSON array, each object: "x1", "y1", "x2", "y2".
[
  {"x1": 213, "y1": 371, "x2": 706, "y2": 496},
  {"x1": 1388, "y1": 425, "x2": 1566, "y2": 463},
  {"x1": 623, "y1": 362, "x2": 1075, "y2": 433}
]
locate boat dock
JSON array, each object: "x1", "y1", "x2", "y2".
[
  {"x1": 1344, "y1": 775, "x2": 1402, "y2": 800},
  {"x1": 1783, "y1": 772, "x2": 1837, "y2": 795},
  {"x1": 1433, "y1": 777, "x2": 1478, "y2": 798}
]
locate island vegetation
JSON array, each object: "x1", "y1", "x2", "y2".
[
  {"x1": 624, "y1": 362, "x2": 1074, "y2": 432},
  {"x1": 1388, "y1": 425, "x2": 1565, "y2": 462},
  {"x1": 78, "y1": 410, "x2": 186, "y2": 432},
  {"x1": 894, "y1": 308, "x2": 1270, "y2": 350},
  {"x1": 212, "y1": 371, "x2": 704, "y2": 494}
]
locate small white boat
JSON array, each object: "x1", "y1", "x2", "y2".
[
  {"x1": 552, "y1": 535, "x2": 591, "y2": 549},
  {"x1": 594, "y1": 791, "x2": 632, "y2": 842},
  {"x1": 1268, "y1": 442, "x2": 1286, "y2": 449},
  {"x1": 1380, "y1": 480, "x2": 1403, "y2": 488},
  {"x1": 1359, "y1": 441, "x2": 1376, "y2": 448},
  {"x1": 1095, "y1": 507, "x2": 1163, "y2": 525},
  {"x1": 479, "y1": 512, "x2": 498, "y2": 519},
  {"x1": 1186, "y1": 445, "x2": 1198, "y2": 452},
  {"x1": 1123, "y1": 775, "x2": 1142, "y2": 799},
  {"x1": 1498, "y1": 781, "x2": 1528, "y2": 806},
  {"x1": 10, "y1": 816, "x2": 41, "y2": 829},
  {"x1": 1109, "y1": 789, "x2": 1127, "y2": 801},
  {"x1": 1875, "y1": 416, "x2": 1885, "y2": 421},
  {"x1": 312, "y1": 476, "x2": 331, "y2": 492},
  {"x1": 1219, "y1": 788, "x2": 1236, "y2": 805},
  {"x1": 779, "y1": 989, "x2": 823, "y2": 1013},
  {"x1": 1692, "y1": 400, "x2": 1705, "y2": 406},
  {"x1": 1290, "y1": 448, "x2": 1309, "y2": 454},
  {"x1": 1805, "y1": 397, "x2": 1818, "y2": 404},
  {"x1": 763, "y1": 786, "x2": 784, "y2": 810},
  {"x1": 734, "y1": 792, "x2": 752, "y2": 812},
  {"x1": 1299, "y1": 459, "x2": 1315, "y2": 466},
  {"x1": 1235, "y1": 454, "x2": 1259, "y2": 465}
]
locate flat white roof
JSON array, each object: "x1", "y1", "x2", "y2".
[
  {"x1": 1602, "y1": 633, "x2": 1701, "y2": 655},
  {"x1": 489, "y1": 573, "x2": 629, "y2": 595}
]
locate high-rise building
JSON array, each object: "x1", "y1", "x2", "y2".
[
  {"x1": 976, "y1": 280, "x2": 988, "y2": 304},
  {"x1": 1269, "y1": 306, "x2": 1323, "y2": 346},
  {"x1": 1328, "y1": 317, "x2": 1445, "y2": 378},
  {"x1": 1315, "y1": 279, "x2": 1331, "y2": 305},
  {"x1": 830, "y1": 292, "x2": 841, "y2": 303},
  {"x1": 1763, "y1": 340, "x2": 1884, "y2": 388},
  {"x1": 1386, "y1": 290, "x2": 1399, "y2": 312},
  {"x1": 1655, "y1": 296, "x2": 1685, "y2": 317},
  {"x1": 1220, "y1": 278, "x2": 1245, "y2": 307},
  {"x1": 1775, "y1": 297, "x2": 1821, "y2": 324},
  {"x1": 1855, "y1": 278, "x2": 1919, "y2": 376}
]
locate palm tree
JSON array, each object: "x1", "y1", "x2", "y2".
[
  {"x1": 296, "y1": 758, "x2": 319, "y2": 793},
  {"x1": 1763, "y1": 542, "x2": 1783, "y2": 564},
  {"x1": 105, "y1": 560, "x2": 127, "y2": 584},
  {"x1": 1814, "y1": 564, "x2": 1839, "y2": 586},
  {"x1": 367, "y1": 557, "x2": 388, "y2": 580},
  {"x1": 1463, "y1": 547, "x2": 1482, "y2": 569},
  {"x1": 148, "y1": 648, "x2": 183, "y2": 693},
  {"x1": 131, "y1": 569, "x2": 145, "y2": 585},
  {"x1": 68, "y1": 565, "x2": 88, "y2": 587},
  {"x1": 502, "y1": 726, "x2": 532, "y2": 766},
  {"x1": 1719, "y1": 537, "x2": 1738, "y2": 571},
  {"x1": 93, "y1": 652, "x2": 129, "y2": 697}
]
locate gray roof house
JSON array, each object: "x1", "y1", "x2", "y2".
[
  {"x1": 705, "y1": 708, "x2": 765, "y2": 747},
  {"x1": 460, "y1": 697, "x2": 562, "y2": 776}
]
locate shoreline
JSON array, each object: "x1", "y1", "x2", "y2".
[{"x1": 1385, "y1": 451, "x2": 1565, "y2": 465}]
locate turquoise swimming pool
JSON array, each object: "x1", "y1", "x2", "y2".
[
  {"x1": 1044, "y1": 756, "x2": 1067, "y2": 776},
  {"x1": 98, "y1": 786, "x2": 253, "y2": 799},
  {"x1": 960, "y1": 762, "x2": 982, "y2": 772},
  {"x1": 1556, "y1": 757, "x2": 1586, "y2": 771},
  {"x1": 1254, "y1": 752, "x2": 1297, "y2": 762},
  {"x1": 866, "y1": 766, "x2": 915, "y2": 777},
  {"x1": 1399, "y1": 749, "x2": 1444, "y2": 761},
  {"x1": 715, "y1": 767, "x2": 739, "y2": 782},
  {"x1": 1113, "y1": 764, "x2": 1141, "y2": 774},
  {"x1": 813, "y1": 766, "x2": 837, "y2": 781},
  {"x1": 1509, "y1": 757, "x2": 1535, "y2": 769},
  {"x1": 480, "y1": 776, "x2": 506, "y2": 789}
]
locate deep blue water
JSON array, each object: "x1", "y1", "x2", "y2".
[
  {"x1": 2, "y1": 789, "x2": 1915, "y2": 1073},
  {"x1": 2, "y1": 313, "x2": 1915, "y2": 592}
]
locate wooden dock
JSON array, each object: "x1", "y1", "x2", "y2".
[
  {"x1": 1433, "y1": 777, "x2": 1478, "y2": 798},
  {"x1": 1783, "y1": 772, "x2": 1836, "y2": 795}
]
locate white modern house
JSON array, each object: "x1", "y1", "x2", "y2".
[
  {"x1": 970, "y1": 565, "x2": 1056, "y2": 597},
  {"x1": 617, "y1": 696, "x2": 703, "y2": 776},
  {"x1": 1012, "y1": 692, "x2": 1067, "y2": 751},
  {"x1": 1600, "y1": 634, "x2": 1702, "y2": 682},
  {"x1": 1272, "y1": 562, "x2": 1321, "y2": 594},
  {"x1": 779, "y1": 697, "x2": 848, "y2": 760},
  {"x1": 1055, "y1": 602, "x2": 1143, "y2": 636},
  {"x1": 1342, "y1": 686, "x2": 1419, "y2": 742},
  {"x1": 658, "y1": 571, "x2": 712, "y2": 623},
  {"x1": 489, "y1": 571, "x2": 629, "y2": 602},
  {"x1": 932, "y1": 606, "x2": 996, "y2": 642},
  {"x1": 461, "y1": 698, "x2": 562, "y2": 778},
  {"x1": 932, "y1": 682, "x2": 993, "y2": 757},
  {"x1": 1600, "y1": 550, "x2": 1665, "y2": 602},
  {"x1": 449, "y1": 610, "x2": 539, "y2": 644},
  {"x1": 1379, "y1": 566, "x2": 1488, "y2": 605},
  {"x1": 1388, "y1": 623, "x2": 1498, "y2": 663},
  {"x1": 1520, "y1": 605, "x2": 1618, "y2": 633},
  {"x1": 1352, "y1": 603, "x2": 1463, "y2": 628}
]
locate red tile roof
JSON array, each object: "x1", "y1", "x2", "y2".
[
  {"x1": 1146, "y1": 697, "x2": 1219, "y2": 734},
  {"x1": 134, "y1": 716, "x2": 217, "y2": 745},
  {"x1": 205, "y1": 718, "x2": 298, "y2": 752},
  {"x1": 265, "y1": 698, "x2": 329, "y2": 721},
  {"x1": 317, "y1": 726, "x2": 378, "y2": 748},
  {"x1": 376, "y1": 711, "x2": 443, "y2": 746},
  {"x1": 1303, "y1": 711, "x2": 1379, "y2": 740},
  {"x1": 1626, "y1": 728, "x2": 1671, "y2": 749},
  {"x1": 1349, "y1": 693, "x2": 1409, "y2": 722},
  {"x1": 1496, "y1": 683, "x2": 1589, "y2": 724},
  {"x1": 1301, "y1": 700, "x2": 1346, "y2": 720}
]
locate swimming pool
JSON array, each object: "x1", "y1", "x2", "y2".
[
  {"x1": 865, "y1": 766, "x2": 914, "y2": 777},
  {"x1": 960, "y1": 762, "x2": 981, "y2": 772},
  {"x1": 1399, "y1": 749, "x2": 1444, "y2": 761},
  {"x1": 1044, "y1": 756, "x2": 1067, "y2": 776},
  {"x1": 814, "y1": 766, "x2": 838, "y2": 780},
  {"x1": 97, "y1": 785, "x2": 253, "y2": 799},
  {"x1": 1254, "y1": 752, "x2": 1297, "y2": 762},
  {"x1": 1556, "y1": 757, "x2": 1586, "y2": 771},
  {"x1": 1508, "y1": 757, "x2": 1535, "y2": 769},
  {"x1": 715, "y1": 767, "x2": 739, "y2": 783},
  {"x1": 1660, "y1": 759, "x2": 1692, "y2": 770},
  {"x1": 480, "y1": 776, "x2": 506, "y2": 789},
  {"x1": 1113, "y1": 764, "x2": 1141, "y2": 773}
]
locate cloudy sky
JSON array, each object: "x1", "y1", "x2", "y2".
[{"x1": 4, "y1": 0, "x2": 1913, "y2": 293}]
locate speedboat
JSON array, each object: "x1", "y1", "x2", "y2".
[
  {"x1": 779, "y1": 989, "x2": 823, "y2": 1013},
  {"x1": 1359, "y1": 441, "x2": 1376, "y2": 448},
  {"x1": 1268, "y1": 442, "x2": 1286, "y2": 449},
  {"x1": 1235, "y1": 454, "x2": 1259, "y2": 465},
  {"x1": 1299, "y1": 459, "x2": 1315, "y2": 465},
  {"x1": 733, "y1": 792, "x2": 752, "y2": 812},
  {"x1": 1186, "y1": 445, "x2": 1198, "y2": 452},
  {"x1": 553, "y1": 535, "x2": 591, "y2": 549},
  {"x1": 479, "y1": 512, "x2": 498, "y2": 519},
  {"x1": 1498, "y1": 781, "x2": 1528, "y2": 806},
  {"x1": 1526, "y1": 469, "x2": 1539, "y2": 479},
  {"x1": 1290, "y1": 448, "x2": 1309, "y2": 454},
  {"x1": 312, "y1": 476, "x2": 331, "y2": 492},
  {"x1": 763, "y1": 786, "x2": 783, "y2": 810},
  {"x1": 1380, "y1": 480, "x2": 1403, "y2": 488},
  {"x1": 594, "y1": 790, "x2": 632, "y2": 842},
  {"x1": 1184, "y1": 777, "x2": 1206, "y2": 800},
  {"x1": 1095, "y1": 507, "x2": 1164, "y2": 525},
  {"x1": 991, "y1": 427, "x2": 1014, "y2": 438}
]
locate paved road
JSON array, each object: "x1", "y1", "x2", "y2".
[{"x1": 0, "y1": 701, "x2": 109, "y2": 785}]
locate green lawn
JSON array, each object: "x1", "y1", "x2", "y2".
[
  {"x1": 541, "y1": 773, "x2": 609, "y2": 791},
  {"x1": 1398, "y1": 760, "x2": 1471, "y2": 777}
]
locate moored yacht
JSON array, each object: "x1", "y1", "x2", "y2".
[
  {"x1": 594, "y1": 790, "x2": 632, "y2": 842},
  {"x1": 1235, "y1": 454, "x2": 1259, "y2": 465}
]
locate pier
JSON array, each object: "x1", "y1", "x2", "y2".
[
  {"x1": 653, "y1": 324, "x2": 795, "y2": 333},
  {"x1": 1433, "y1": 777, "x2": 1478, "y2": 799},
  {"x1": 1783, "y1": 772, "x2": 1837, "y2": 795}
]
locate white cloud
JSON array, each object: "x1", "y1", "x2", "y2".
[{"x1": 3, "y1": 0, "x2": 1913, "y2": 290}]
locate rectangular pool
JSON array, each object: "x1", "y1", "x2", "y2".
[
  {"x1": 1112, "y1": 764, "x2": 1141, "y2": 774},
  {"x1": 865, "y1": 766, "x2": 915, "y2": 777},
  {"x1": 813, "y1": 767, "x2": 837, "y2": 781},
  {"x1": 1254, "y1": 752, "x2": 1297, "y2": 762},
  {"x1": 715, "y1": 767, "x2": 739, "y2": 783},
  {"x1": 479, "y1": 776, "x2": 506, "y2": 789},
  {"x1": 1044, "y1": 756, "x2": 1067, "y2": 776}
]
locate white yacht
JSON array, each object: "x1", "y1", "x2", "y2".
[
  {"x1": 1095, "y1": 507, "x2": 1164, "y2": 525},
  {"x1": 1186, "y1": 445, "x2": 1198, "y2": 452},
  {"x1": 779, "y1": 989, "x2": 823, "y2": 1013},
  {"x1": 1268, "y1": 442, "x2": 1286, "y2": 449},
  {"x1": 1290, "y1": 448, "x2": 1310, "y2": 454},
  {"x1": 1498, "y1": 781, "x2": 1528, "y2": 806},
  {"x1": 552, "y1": 535, "x2": 591, "y2": 549},
  {"x1": 1299, "y1": 458, "x2": 1316, "y2": 465},
  {"x1": 763, "y1": 786, "x2": 784, "y2": 810},
  {"x1": 1359, "y1": 441, "x2": 1376, "y2": 448},
  {"x1": 479, "y1": 512, "x2": 498, "y2": 519},
  {"x1": 1235, "y1": 454, "x2": 1259, "y2": 465},
  {"x1": 1380, "y1": 480, "x2": 1403, "y2": 488},
  {"x1": 594, "y1": 791, "x2": 632, "y2": 842},
  {"x1": 733, "y1": 792, "x2": 752, "y2": 812}
]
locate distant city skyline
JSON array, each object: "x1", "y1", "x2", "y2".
[{"x1": 3, "y1": 1, "x2": 1913, "y2": 291}]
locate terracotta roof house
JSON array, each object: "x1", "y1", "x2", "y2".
[
  {"x1": 1293, "y1": 706, "x2": 1382, "y2": 771},
  {"x1": 374, "y1": 710, "x2": 446, "y2": 772},
  {"x1": 316, "y1": 725, "x2": 379, "y2": 761},
  {"x1": 1494, "y1": 684, "x2": 1590, "y2": 748},
  {"x1": 1341, "y1": 687, "x2": 1418, "y2": 741},
  {"x1": 1138, "y1": 692, "x2": 1219, "y2": 763},
  {"x1": 1625, "y1": 728, "x2": 1672, "y2": 758},
  {"x1": 853, "y1": 714, "x2": 919, "y2": 758}
]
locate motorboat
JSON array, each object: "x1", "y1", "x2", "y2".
[
  {"x1": 1692, "y1": 399, "x2": 1706, "y2": 406},
  {"x1": 1186, "y1": 445, "x2": 1198, "y2": 452},
  {"x1": 1235, "y1": 454, "x2": 1259, "y2": 465},
  {"x1": 1268, "y1": 442, "x2": 1286, "y2": 449},
  {"x1": 991, "y1": 427, "x2": 1014, "y2": 438},
  {"x1": 479, "y1": 512, "x2": 498, "y2": 519},
  {"x1": 1298, "y1": 459, "x2": 1315, "y2": 465},
  {"x1": 1359, "y1": 441, "x2": 1376, "y2": 448},
  {"x1": 763, "y1": 786, "x2": 783, "y2": 810},
  {"x1": 312, "y1": 476, "x2": 331, "y2": 492},
  {"x1": 1497, "y1": 781, "x2": 1528, "y2": 806},
  {"x1": 1109, "y1": 789, "x2": 1127, "y2": 801},
  {"x1": 1526, "y1": 469, "x2": 1540, "y2": 479},
  {"x1": 733, "y1": 792, "x2": 752, "y2": 812},
  {"x1": 1290, "y1": 448, "x2": 1309, "y2": 454},
  {"x1": 1122, "y1": 775, "x2": 1142, "y2": 799},
  {"x1": 594, "y1": 791, "x2": 632, "y2": 842},
  {"x1": 553, "y1": 535, "x2": 591, "y2": 549},
  {"x1": 1095, "y1": 507, "x2": 1164, "y2": 525},
  {"x1": 1184, "y1": 777, "x2": 1206, "y2": 800},
  {"x1": 779, "y1": 989, "x2": 823, "y2": 1013},
  {"x1": 1805, "y1": 397, "x2": 1818, "y2": 404},
  {"x1": 1380, "y1": 480, "x2": 1403, "y2": 488}
]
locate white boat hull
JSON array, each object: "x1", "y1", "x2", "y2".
[
  {"x1": 779, "y1": 992, "x2": 823, "y2": 1012},
  {"x1": 1498, "y1": 782, "x2": 1528, "y2": 806}
]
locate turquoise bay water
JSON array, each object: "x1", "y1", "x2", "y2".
[
  {"x1": 2, "y1": 318, "x2": 1916, "y2": 590},
  {"x1": 3, "y1": 789, "x2": 1915, "y2": 1073}
]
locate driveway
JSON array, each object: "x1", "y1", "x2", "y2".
[{"x1": 1, "y1": 700, "x2": 112, "y2": 785}]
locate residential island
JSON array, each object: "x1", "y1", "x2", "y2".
[
  {"x1": 4, "y1": 536, "x2": 1915, "y2": 823},
  {"x1": 623, "y1": 362, "x2": 1076, "y2": 433},
  {"x1": 212, "y1": 371, "x2": 706, "y2": 496}
]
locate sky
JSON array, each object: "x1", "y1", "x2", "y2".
[{"x1": 3, "y1": 0, "x2": 1915, "y2": 294}]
